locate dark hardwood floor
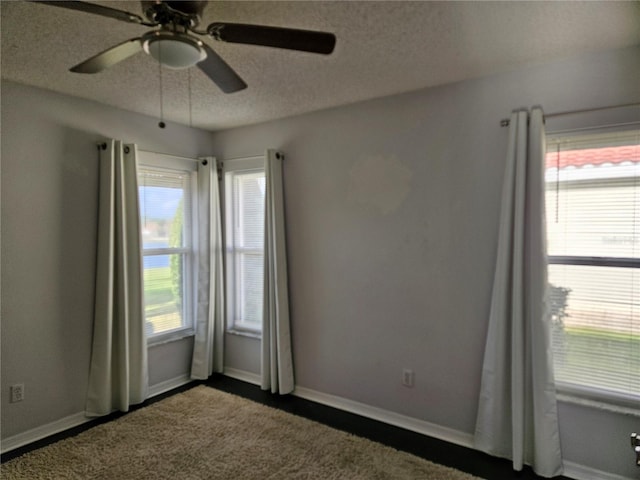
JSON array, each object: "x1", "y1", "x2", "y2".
[{"x1": 2, "y1": 374, "x2": 573, "y2": 480}]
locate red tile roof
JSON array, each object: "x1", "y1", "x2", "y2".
[{"x1": 545, "y1": 144, "x2": 639, "y2": 169}]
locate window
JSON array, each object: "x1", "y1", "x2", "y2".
[
  {"x1": 545, "y1": 129, "x2": 639, "y2": 407},
  {"x1": 138, "y1": 153, "x2": 198, "y2": 343},
  {"x1": 223, "y1": 157, "x2": 266, "y2": 335}
]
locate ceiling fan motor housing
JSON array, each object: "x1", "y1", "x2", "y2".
[{"x1": 141, "y1": 0, "x2": 207, "y2": 28}]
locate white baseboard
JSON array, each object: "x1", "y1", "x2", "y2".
[
  {"x1": 563, "y1": 461, "x2": 635, "y2": 480},
  {"x1": 293, "y1": 385, "x2": 475, "y2": 449},
  {"x1": 148, "y1": 374, "x2": 192, "y2": 398},
  {"x1": 1, "y1": 411, "x2": 89, "y2": 454},
  {"x1": 223, "y1": 367, "x2": 261, "y2": 386},
  {"x1": 221, "y1": 368, "x2": 473, "y2": 449},
  {"x1": 1, "y1": 374, "x2": 194, "y2": 455}
]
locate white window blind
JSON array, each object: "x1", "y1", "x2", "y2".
[
  {"x1": 545, "y1": 129, "x2": 639, "y2": 405},
  {"x1": 139, "y1": 167, "x2": 194, "y2": 338},
  {"x1": 225, "y1": 166, "x2": 266, "y2": 333}
]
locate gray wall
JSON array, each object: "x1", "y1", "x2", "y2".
[
  {"x1": 212, "y1": 45, "x2": 640, "y2": 478},
  {"x1": 1, "y1": 81, "x2": 214, "y2": 438}
]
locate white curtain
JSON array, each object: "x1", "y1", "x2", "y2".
[
  {"x1": 474, "y1": 108, "x2": 563, "y2": 477},
  {"x1": 191, "y1": 157, "x2": 224, "y2": 379},
  {"x1": 261, "y1": 150, "x2": 295, "y2": 394},
  {"x1": 86, "y1": 140, "x2": 148, "y2": 416}
]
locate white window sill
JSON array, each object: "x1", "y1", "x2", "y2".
[
  {"x1": 147, "y1": 329, "x2": 194, "y2": 347},
  {"x1": 556, "y1": 384, "x2": 640, "y2": 418},
  {"x1": 226, "y1": 328, "x2": 261, "y2": 340}
]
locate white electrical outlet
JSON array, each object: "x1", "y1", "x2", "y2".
[
  {"x1": 10, "y1": 384, "x2": 24, "y2": 403},
  {"x1": 402, "y1": 369, "x2": 414, "y2": 388}
]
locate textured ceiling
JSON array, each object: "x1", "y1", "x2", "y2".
[{"x1": 2, "y1": 1, "x2": 639, "y2": 131}]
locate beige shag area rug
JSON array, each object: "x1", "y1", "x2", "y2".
[{"x1": 2, "y1": 386, "x2": 484, "y2": 479}]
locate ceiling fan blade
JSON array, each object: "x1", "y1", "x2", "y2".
[
  {"x1": 207, "y1": 23, "x2": 336, "y2": 55},
  {"x1": 197, "y1": 43, "x2": 247, "y2": 93},
  {"x1": 70, "y1": 38, "x2": 143, "y2": 73},
  {"x1": 32, "y1": 1, "x2": 155, "y2": 26}
]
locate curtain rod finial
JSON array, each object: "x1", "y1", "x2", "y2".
[{"x1": 500, "y1": 119, "x2": 510, "y2": 127}]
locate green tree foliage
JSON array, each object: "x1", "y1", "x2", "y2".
[
  {"x1": 169, "y1": 198, "x2": 184, "y2": 316},
  {"x1": 549, "y1": 284, "x2": 571, "y2": 327},
  {"x1": 548, "y1": 283, "x2": 571, "y2": 364}
]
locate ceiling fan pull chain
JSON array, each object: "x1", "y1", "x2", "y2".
[
  {"x1": 188, "y1": 68, "x2": 193, "y2": 128},
  {"x1": 158, "y1": 44, "x2": 166, "y2": 129}
]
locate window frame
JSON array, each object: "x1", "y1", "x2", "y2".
[
  {"x1": 544, "y1": 129, "x2": 640, "y2": 411},
  {"x1": 222, "y1": 156, "x2": 266, "y2": 338},
  {"x1": 137, "y1": 151, "x2": 199, "y2": 345}
]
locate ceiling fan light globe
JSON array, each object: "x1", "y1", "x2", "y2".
[{"x1": 144, "y1": 33, "x2": 206, "y2": 69}]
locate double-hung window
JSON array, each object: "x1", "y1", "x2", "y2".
[
  {"x1": 223, "y1": 157, "x2": 266, "y2": 335},
  {"x1": 544, "y1": 129, "x2": 639, "y2": 408},
  {"x1": 138, "y1": 152, "x2": 198, "y2": 343}
]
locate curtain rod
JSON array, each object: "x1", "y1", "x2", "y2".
[
  {"x1": 97, "y1": 145, "x2": 213, "y2": 164},
  {"x1": 499, "y1": 102, "x2": 640, "y2": 127},
  {"x1": 223, "y1": 154, "x2": 264, "y2": 161},
  {"x1": 138, "y1": 149, "x2": 201, "y2": 162}
]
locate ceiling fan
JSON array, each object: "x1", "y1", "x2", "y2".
[{"x1": 34, "y1": 0, "x2": 337, "y2": 93}]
